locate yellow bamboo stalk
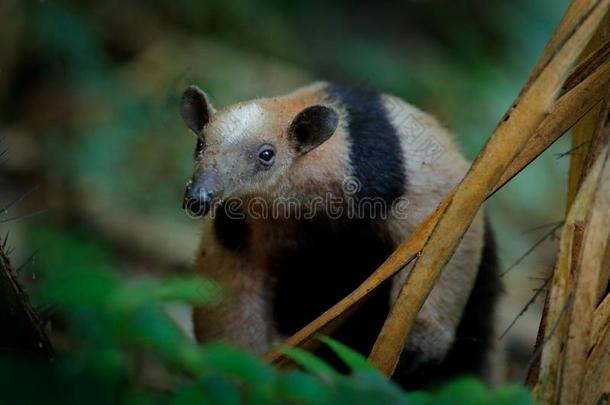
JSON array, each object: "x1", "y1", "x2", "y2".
[{"x1": 369, "y1": 0, "x2": 610, "y2": 376}]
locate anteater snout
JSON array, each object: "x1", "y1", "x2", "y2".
[{"x1": 182, "y1": 180, "x2": 214, "y2": 217}]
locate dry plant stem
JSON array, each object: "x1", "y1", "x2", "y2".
[
  {"x1": 566, "y1": 146, "x2": 610, "y2": 404},
  {"x1": 496, "y1": 56, "x2": 610, "y2": 189},
  {"x1": 526, "y1": 0, "x2": 603, "y2": 90},
  {"x1": 563, "y1": 40, "x2": 610, "y2": 92},
  {"x1": 560, "y1": 146, "x2": 610, "y2": 404},
  {"x1": 534, "y1": 145, "x2": 608, "y2": 404},
  {"x1": 580, "y1": 320, "x2": 610, "y2": 405},
  {"x1": 566, "y1": 12, "x2": 610, "y2": 207},
  {"x1": 582, "y1": 93, "x2": 610, "y2": 200},
  {"x1": 527, "y1": 25, "x2": 610, "y2": 392},
  {"x1": 368, "y1": 0, "x2": 610, "y2": 376},
  {"x1": 535, "y1": 15, "x2": 610, "y2": 404},
  {"x1": 587, "y1": 93, "x2": 610, "y2": 301},
  {"x1": 590, "y1": 281, "x2": 610, "y2": 397},
  {"x1": 591, "y1": 292, "x2": 610, "y2": 347},
  {"x1": 263, "y1": 54, "x2": 610, "y2": 365}
]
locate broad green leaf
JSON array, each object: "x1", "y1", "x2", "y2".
[
  {"x1": 318, "y1": 336, "x2": 377, "y2": 373},
  {"x1": 280, "y1": 346, "x2": 336, "y2": 379},
  {"x1": 492, "y1": 384, "x2": 533, "y2": 405}
]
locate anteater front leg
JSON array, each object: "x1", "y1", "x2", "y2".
[{"x1": 192, "y1": 220, "x2": 273, "y2": 355}]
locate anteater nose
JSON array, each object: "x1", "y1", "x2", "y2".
[{"x1": 182, "y1": 181, "x2": 213, "y2": 217}]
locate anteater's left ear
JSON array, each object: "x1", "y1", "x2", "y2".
[
  {"x1": 180, "y1": 85, "x2": 215, "y2": 135},
  {"x1": 288, "y1": 105, "x2": 339, "y2": 155}
]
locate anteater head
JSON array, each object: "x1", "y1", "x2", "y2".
[{"x1": 179, "y1": 85, "x2": 339, "y2": 217}]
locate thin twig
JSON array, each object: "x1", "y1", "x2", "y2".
[
  {"x1": 0, "y1": 210, "x2": 46, "y2": 224},
  {"x1": 523, "y1": 220, "x2": 565, "y2": 234},
  {"x1": 520, "y1": 294, "x2": 574, "y2": 383},
  {"x1": 15, "y1": 250, "x2": 38, "y2": 274},
  {"x1": 500, "y1": 275, "x2": 551, "y2": 339},
  {"x1": 554, "y1": 139, "x2": 591, "y2": 159},
  {"x1": 0, "y1": 185, "x2": 41, "y2": 217},
  {"x1": 2, "y1": 232, "x2": 9, "y2": 250},
  {"x1": 501, "y1": 222, "x2": 564, "y2": 277}
]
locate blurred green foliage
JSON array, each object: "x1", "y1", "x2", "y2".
[{"x1": 0, "y1": 225, "x2": 532, "y2": 404}]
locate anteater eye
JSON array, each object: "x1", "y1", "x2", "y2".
[{"x1": 257, "y1": 145, "x2": 275, "y2": 167}]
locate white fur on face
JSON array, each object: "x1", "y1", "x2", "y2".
[{"x1": 210, "y1": 103, "x2": 266, "y2": 145}]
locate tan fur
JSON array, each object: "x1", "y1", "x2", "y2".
[
  {"x1": 381, "y1": 95, "x2": 485, "y2": 363},
  {"x1": 192, "y1": 220, "x2": 272, "y2": 353},
  {"x1": 191, "y1": 82, "x2": 487, "y2": 366}
]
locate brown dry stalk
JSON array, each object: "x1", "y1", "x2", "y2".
[
  {"x1": 533, "y1": 145, "x2": 609, "y2": 404},
  {"x1": 563, "y1": 39, "x2": 610, "y2": 92},
  {"x1": 496, "y1": 54, "x2": 610, "y2": 189},
  {"x1": 533, "y1": 16, "x2": 610, "y2": 405},
  {"x1": 264, "y1": 53, "x2": 610, "y2": 366},
  {"x1": 577, "y1": 153, "x2": 610, "y2": 403},
  {"x1": 592, "y1": 292, "x2": 610, "y2": 348},
  {"x1": 368, "y1": 0, "x2": 610, "y2": 376},
  {"x1": 566, "y1": 12, "x2": 610, "y2": 207},
  {"x1": 580, "y1": 320, "x2": 610, "y2": 405},
  {"x1": 560, "y1": 146, "x2": 610, "y2": 404},
  {"x1": 528, "y1": 26, "x2": 610, "y2": 392},
  {"x1": 589, "y1": 284, "x2": 610, "y2": 399},
  {"x1": 526, "y1": 0, "x2": 603, "y2": 90}
]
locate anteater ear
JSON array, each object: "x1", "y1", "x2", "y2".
[
  {"x1": 289, "y1": 105, "x2": 339, "y2": 155},
  {"x1": 180, "y1": 85, "x2": 215, "y2": 135}
]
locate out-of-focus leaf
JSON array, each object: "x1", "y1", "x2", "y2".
[
  {"x1": 281, "y1": 346, "x2": 336, "y2": 379},
  {"x1": 276, "y1": 370, "x2": 331, "y2": 404},
  {"x1": 201, "y1": 343, "x2": 275, "y2": 385},
  {"x1": 109, "y1": 276, "x2": 220, "y2": 311},
  {"x1": 319, "y1": 335, "x2": 377, "y2": 373},
  {"x1": 491, "y1": 384, "x2": 533, "y2": 405},
  {"x1": 431, "y1": 378, "x2": 490, "y2": 405},
  {"x1": 193, "y1": 375, "x2": 243, "y2": 405}
]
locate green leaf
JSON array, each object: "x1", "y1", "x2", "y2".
[
  {"x1": 318, "y1": 336, "x2": 377, "y2": 373},
  {"x1": 276, "y1": 370, "x2": 331, "y2": 404},
  {"x1": 280, "y1": 346, "x2": 336, "y2": 379},
  {"x1": 172, "y1": 378, "x2": 241, "y2": 405},
  {"x1": 405, "y1": 390, "x2": 432, "y2": 404},
  {"x1": 108, "y1": 276, "x2": 220, "y2": 311},
  {"x1": 491, "y1": 384, "x2": 533, "y2": 405},
  {"x1": 432, "y1": 378, "x2": 490, "y2": 405},
  {"x1": 201, "y1": 343, "x2": 275, "y2": 384},
  {"x1": 155, "y1": 276, "x2": 221, "y2": 304}
]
